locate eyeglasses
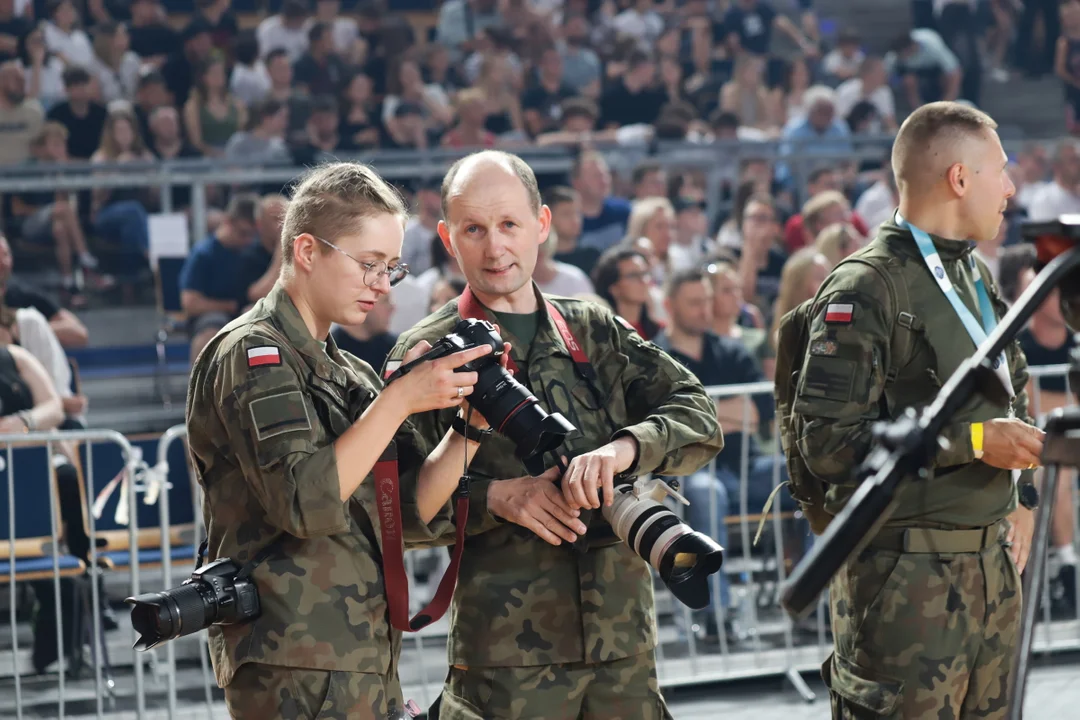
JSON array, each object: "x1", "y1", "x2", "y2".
[{"x1": 311, "y1": 235, "x2": 410, "y2": 287}]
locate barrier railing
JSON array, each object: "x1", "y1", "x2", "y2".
[{"x1": 2, "y1": 365, "x2": 1076, "y2": 716}]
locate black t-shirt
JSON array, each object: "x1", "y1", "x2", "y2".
[
  {"x1": 129, "y1": 24, "x2": 180, "y2": 60},
  {"x1": 657, "y1": 332, "x2": 774, "y2": 472},
  {"x1": 47, "y1": 102, "x2": 108, "y2": 160},
  {"x1": 0, "y1": 16, "x2": 31, "y2": 63},
  {"x1": 5, "y1": 282, "x2": 59, "y2": 320},
  {"x1": 332, "y1": 329, "x2": 398, "y2": 373},
  {"x1": 555, "y1": 247, "x2": 601, "y2": 276},
  {"x1": 1018, "y1": 328, "x2": 1078, "y2": 394},
  {"x1": 599, "y1": 81, "x2": 668, "y2": 129},
  {"x1": 161, "y1": 52, "x2": 195, "y2": 108},
  {"x1": 719, "y1": 2, "x2": 777, "y2": 55},
  {"x1": 521, "y1": 82, "x2": 576, "y2": 135},
  {"x1": 293, "y1": 54, "x2": 348, "y2": 97}
]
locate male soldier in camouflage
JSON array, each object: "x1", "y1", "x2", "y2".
[
  {"x1": 792, "y1": 102, "x2": 1045, "y2": 718},
  {"x1": 383, "y1": 150, "x2": 723, "y2": 719},
  {"x1": 186, "y1": 162, "x2": 502, "y2": 720}
]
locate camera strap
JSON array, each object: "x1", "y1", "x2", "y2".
[
  {"x1": 375, "y1": 441, "x2": 470, "y2": 632},
  {"x1": 192, "y1": 532, "x2": 288, "y2": 580},
  {"x1": 457, "y1": 285, "x2": 597, "y2": 383}
]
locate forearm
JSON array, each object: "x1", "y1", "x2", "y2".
[
  {"x1": 247, "y1": 256, "x2": 280, "y2": 302},
  {"x1": 943, "y1": 70, "x2": 961, "y2": 101},
  {"x1": 333, "y1": 387, "x2": 409, "y2": 502},
  {"x1": 182, "y1": 292, "x2": 237, "y2": 316},
  {"x1": 416, "y1": 427, "x2": 480, "y2": 523},
  {"x1": 50, "y1": 314, "x2": 88, "y2": 348},
  {"x1": 23, "y1": 399, "x2": 64, "y2": 431}
]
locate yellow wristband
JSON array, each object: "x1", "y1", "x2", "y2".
[{"x1": 971, "y1": 422, "x2": 984, "y2": 459}]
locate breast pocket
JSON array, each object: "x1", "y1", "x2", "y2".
[{"x1": 308, "y1": 378, "x2": 353, "y2": 440}]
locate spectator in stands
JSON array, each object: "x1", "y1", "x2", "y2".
[
  {"x1": 294, "y1": 22, "x2": 347, "y2": 98},
  {"x1": 671, "y1": 193, "x2": 713, "y2": 270},
  {"x1": 241, "y1": 194, "x2": 286, "y2": 310},
  {"x1": 532, "y1": 223, "x2": 593, "y2": 297},
  {"x1": 572, "y1": 151, "x2": 632, "y2": 253},
  {"x1": 1018, "y1": 0, "x2": 1061, "y2": 77},
  {"x1": 390, "y1": 232, "x2": 466, "y2": 335},
  {"x1": 558, "y1": 13, "x2": 602, "y2": 95},
  {"x1": 782, "y1": 167, "x2": 867, "y2": 252},
  {"x1": 721, "y1": 0, "x2": 818, "y2": 58},
  {"x1": 610, "y1": 0, "x2": 664, "y2": 44},
  {"x1": 815, "y1": 221, "x2": 864, "y2": 268},
  {"x1": 733, "y1": 193, "x2": 787, "y2": 312},
  {"x1": 293, "y1": 94, "x2": 341, "y2": 164},
  {"x1": 535, "y1": 96, "x2": 614, "y2": 146},
  {"x1": 43, "y1": 0, "x2": 93, "y2": 71},
  {"x1": 132, "y1": 69, "x2": 171, "y2": 141},
  {"x1": 592, "y1": 245, "x2": 663, "y2": 340},
  {"x1": 315, "y1": 0, "x2": 359, "y2": 55},
  {"x1": 1028, "y1": 140, "x2": 1080, "y2": 220},
  {"x1": 128, "y1": 0, "x2": 178, "y2": 68},
  {"x1": 473, "y1": 53, "x2": 525, "y2": 139},
  {"x1": 545, "y1": 186, "x2": 595, "y2": 272},
  {"x1": 46, "y1": 66, "x2": 105, "y2": 160},
  {"x1": 179, "y1": 193, "x2": 261, "y2": 360},
  {"x1": 835, "y1": 56, "x2": 897, "y2": 132},
  {"x1": 257, "y1": 0, "x2": 310, "y2": 63},
  {"x1": 331, "y1": 292, "x2": 397, "y2": 370},
  {"x1": 770, "y1": 247, "x2": 829, "y2": 344},
  {"x1": 600, "y1": 49, "x2": 665, "y2": 129},
  {"x1": 706, "y1": 259, "x2": 771, "y2": 363},
  {"x1": 89, "y1": 21, "x2": 139, "y2": 104},
  {"x1": 228, "y1": 31, "x2": 269, "y2": 107},
  {"x1": 720, "y1": 54, "x2": 775, "y2": 133},
  {"x1": 1059, "y1": 0, "x2": 1080, "y2": 135},
  {"x1": 766, "y1": 55, "x2": 812, "y2": 127},
  {"x1": 224, "y1": 97, "x2": 290, "y2": 164},
  {"x1": 402, "y1": 178, "x2": 442, "y2": 276},
  {"x1": 441, "y1": 87, "x2": 497, "y2": 148},
  {"x1": 624, "y1": 196, "x2": 676, "y2": 284},
  {"x1": 429, "y1": 275, "x2": 467, "y2": 313},
  {"x1": 162, "y1": 18, "x2": 213, "y2": 108},
  {"x1": 799, "y1": 190, "x2": 856, "y2": 249},
  {"x1": 90, "y1": 107, "x2": 153, "y2": 259},
  {"x1": 19, "y1": 25, "x2": 65, "y2": 111},
  {"x1": 631, "y1": 162, "x2": 668, "y2": 200},
  {"x1": 855, "y1": 154, "x2": 900, "y2": 233},
  {"x1": 184, "y1": 55, "x2": 244, "y2": 158},
  {"x1": 778, "y1": 86, "x2": 853, "y2": 184},
  {"x1": 195, "y1": 0, "x2": 238, "y2": 54},
  {"x1": 0, "y1": 60, "x2": 41, "y2": 165},
  {"x1": 886, "y1": 28, "x2": 962, "y2": 107},
  {"x1": 437, "y1": 0, "x2": 503, "y2": 61},
  {"x1": 0, "y1": 0, "x2": 31, "y2": 65},
  {"x1": 148, "y1": 105, "x2": 198, "y2": 164},
  {"x1": 521, "y1": 45, "x2": 574, "y2": 138},
  {"x1": 383, "y1": 56, "x2": 453, "y2": 145},
  {"x1": 338, "y1": 70, "x2": 382, "y2": 151},
  {"x1": 823, "y1": 28, "x2": 866, "y2": 82},
  {"x1": 13, "y1": 123, "x2": 100, "y2": 304}
]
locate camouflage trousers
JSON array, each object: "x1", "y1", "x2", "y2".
[
  {"x1": 825, "y1": 531, "x2": 1021, "y2": 719},
  {"x1": 437, "y1": 651, "x2": 673, "y2": 720},
  {"x1": 224, "y1": 662, "x2": 404, "y2": 720}
]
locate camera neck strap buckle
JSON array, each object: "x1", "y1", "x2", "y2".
[{"x1": 376, "y1": 441, "x2": 470, "y2": 633}]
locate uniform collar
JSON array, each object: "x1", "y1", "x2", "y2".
[
  {"x1": 263, "y1": 283, "x2": 347, "y2": 386},
  {"x1": 886, "y1": 209, "x2": 975, "y2": 262},
  {"x1": 469, "y1": 282, "x2": 574, "y2": 363}
]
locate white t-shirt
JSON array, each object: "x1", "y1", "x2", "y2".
[
  {"x1": 230, "y1": 63, "x2": 271, "y2": 106},
  {"x1": 835, "y1": 78, "x2": 896, "y2": 122},
  {"x1": 855, "y1": 180, "x2": 896, "y2": 235},
  {"x1": 43, "y1": 23, "x2": 94, "y2": 69},
  {"x1": 536, "y1": 262, "x2": 593, "y2": 298},
  {"x1": 1026, "y1": 181, "x2": 1080, "y2": 222},
  {"x1": 257, "y1": 16, "x2": 310, "y2": 62},
  {"x1": 16, "y1": 307, "x2": 72, "y2": 401},
  {"x1": 823, "y1": 49, "x2": 865, "y2": 79}
]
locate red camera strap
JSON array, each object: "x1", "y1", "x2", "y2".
[
  {"x1": 376, "y1": 441, "x2": 469, "y2": 632},
  {"x1": 457, "y1": 285, "x2": 593, "y2": 378}
]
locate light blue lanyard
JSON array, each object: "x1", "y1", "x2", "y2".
[{"x1": 898, "y1": 213, "x2": 1014, "y2": 397}]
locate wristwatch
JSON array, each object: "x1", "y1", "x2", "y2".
[
  {"x1": 1018, "y1": 482, "x2": 1039, "y2": 511},
  {"x1": 452, "y1": 415, "x2": 492, "y2": 443}
]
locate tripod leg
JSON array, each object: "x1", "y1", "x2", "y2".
[{"x1": 1008, "y1": 464, "x2": 1061, "y2": 720}]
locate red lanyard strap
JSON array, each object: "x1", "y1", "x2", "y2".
[{"x1": 376, "y1": 441, "x2": 469, "y2": 632}]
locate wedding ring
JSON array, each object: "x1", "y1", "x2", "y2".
[{"x1": 457, "y1": 387, "x2": 464, "y2": 398}]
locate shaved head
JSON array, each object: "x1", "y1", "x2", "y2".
[
  {"x1": 441, "y1": 150, "x2": 541, "y2": 222},
  {"x1": 891, "y1": 102, "x2": 999, "y2": 196}
]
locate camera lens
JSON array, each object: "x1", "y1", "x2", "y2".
[{"x1": 126, "y1": 582, "x2": 217, "y2": 651}]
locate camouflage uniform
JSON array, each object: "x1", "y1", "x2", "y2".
[
  {"x1": 384, "y1": 283, "x2": 723, "y2": 720},
  {"x1": 793, "y1": 218, "x2": 1033, "y2": 719},
  {"x1": 186, "y1": 284, "x2": 445, "y2": 720}
]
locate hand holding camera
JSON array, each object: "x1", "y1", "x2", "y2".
[
  {"x1": 560, "y1": 436, "x2": 638, "y2": 511},
  {"x1": 488, "y1": 466, "x2": 587, "y2": 546},
  {"x1": 387, "y1": 341, "x2": 493, "y2": 415}
]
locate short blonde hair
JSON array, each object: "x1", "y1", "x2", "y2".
[
  {"x1": 815, "y1": 222, "x2": 862, "y2": 266},
  {"x1": 801, "y1": 190, "x2": 848, "y2": 236},
  {"x1": 624, "y1": 197, "x2": 675, "y2": 244},
  {"x1": 891, "y1": 101, "x2": 998, "y2": 191},
  {"x1": 281, "y1": 162, "x2": 408, "y2": 266}
]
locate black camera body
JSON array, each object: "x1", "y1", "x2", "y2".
[
  {"x1": 387, "y1": 318, "x2": 576, "y2": 476},
  {"x1": 126, "y1": 556, "x2": 261, "y2": 652}
]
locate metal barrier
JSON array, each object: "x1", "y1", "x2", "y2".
[{"x1": 4, "y1": 366, "x2": 1077, "y2": 716}]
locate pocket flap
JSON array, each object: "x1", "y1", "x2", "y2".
[{"x1": 827, "y1": 653, "x2": 903, "y2": 716}]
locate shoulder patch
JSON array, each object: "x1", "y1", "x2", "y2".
[
  {"x1": 615, "y1": 315, "x2": 636, "y2": 332},
  {"x1": 247, "y1": 346, "x2": 281, "y2": 368},
  {"x1": 383, "y1": 359, "x2": 401, "y2": 380},
  {"x1": 249, "y1": 390, "x2": 311, "y2": 440},
  {"x1": 824, "y1": 303, "x2": 854, "y2": 325}
]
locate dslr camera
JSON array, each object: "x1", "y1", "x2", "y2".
[
  {"x1": 386, "y1": 318, "x2": 576, "y2": 475},
  {"x1": 126, "y1": 557, "x2": 260, "y2": 652}
]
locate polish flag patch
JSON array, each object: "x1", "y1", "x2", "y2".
[
  {"x1": 247, "y1": 346, "x2": 281, "y2": 368},
  {"x1": 824, "y1": 303, "x2": 854, "y2": 324},
  {"x1": 383, "y1": 359, "x2": 401, "y2": 380}
]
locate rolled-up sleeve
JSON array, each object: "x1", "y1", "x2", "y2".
[{"x1": 214, "y1": 338, "x2": 349, "y2": 539}]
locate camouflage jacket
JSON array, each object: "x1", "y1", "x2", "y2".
[
  {"x1": 186, "y1": 284, "x2": 444, "y2": 687},
  {"x1": 384, "y1": 283, "x2": 723, "y2": 667},
  {"x1": 793, "y1": 219, "x2": 1034, "y2": 528}
]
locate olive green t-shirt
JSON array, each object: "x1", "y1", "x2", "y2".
[{"x1": 490, "y1": 309, "x2": 539, "y2": 377}]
